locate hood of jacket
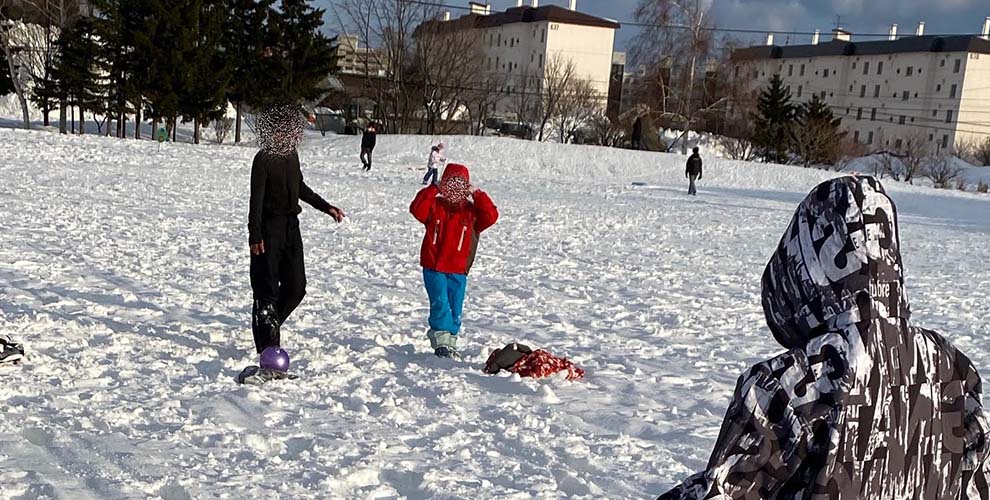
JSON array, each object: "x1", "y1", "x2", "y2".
[{"x1": 761, "y1": 176, "x2": 910, "y2": 350}]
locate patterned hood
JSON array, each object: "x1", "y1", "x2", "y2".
[
  {"x1": 762, "y1": 176, "x2": 910, "y2": 350},
  {"x1": 658, "y1": 175, "x2": 990, "y2": 500}
]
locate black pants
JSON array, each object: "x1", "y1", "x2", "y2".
[
  {"x1": 250, "y1": 215, "x2": 306, "y2": 353},
  {"x1": 360, "y1": 148, "x2": 373, "y2": 170}
]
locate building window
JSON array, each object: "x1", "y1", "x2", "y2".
[
  {"x1": 954, "y1": 59, "x2": 961, "y2": 73},
  {"x1": 937, "y1": 84, "x2": 942, "y2": 92},
  {"x1": 863, "y1": 61, "x2": 870, "y2": 75},
  {"x1": 946, "y1": 110, "x2": 954, "y2": 123},
  {"x1": 540, "y1": 29, "x2": 545, "y2": 43},
  {"x1": 895, "y1": 138, "x2": 903, "y2": 149},
  {"x1": 899, "y1": 115, "x2": 906, "y2": 125},
  {"x1": 871, "y1": 108, "x2": 877, "y2": 121},
  {"x1": 510, "y1": 38, "x2": 514, "y2": 48},
  {"x1": 800, "y1": 64, "x2": 806, "y2": 76},
  {"x1": 539, "y1": 54, "x2": 543, "y2": 68},
  {"x1": 823, "y1": 69, "x2": 829, "y2": 78},
  {"x1": 860, "y1": 85, "x2": 866, "y2": 98},
  {"x1": 942, "y1": 135, "x2": 949, "y2": 149},
  {"x1": 950, "y1": 84, "x2": 958, "y2": 98},
  {"x1": 854, "y1": 131, "x2": 861, "y2": 142},
  {"x1": 933, "y1": 109, "x2": 938, "y2": 117},
  {"x1": 788, "y1": 64, "x2": 793, "y2": 76},
  {"x1": 877, "y1": 61, "x2": 883, "y2": 75},
  {"x1": 497, "y1": 33, "x2": 501, "y2": 46},
  {"x1": 906, "y1": 67, "x2": 913, "y2": 76},
  {"x1": 902, "y1": 91, "x2": 909, "y2": 101},
  {"x1": 873, "y1": 85, "x2": 880, "y2": 98},
  {"x1": 857, "y1": 108, "x2": 863, "y2": 120},
  {"x1": 797, "y1": 85, "x2": 803, "y2": 97},
  {"x1": 941, "y1": 59, "x2": 946, "y2": 67},
  {"x1": 820, "y1": 90, "x2": 826, "y2": 100},
  {"x1": 853, "y1": 62, "x2": 857, "y2": 69},
  {"x1": 867, "y1": 131, "x2": 874, "y2": 145}
]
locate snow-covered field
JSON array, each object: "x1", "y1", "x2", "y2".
[{"x1": 0, "y1": 128, "x2": 988, "y2": 499}]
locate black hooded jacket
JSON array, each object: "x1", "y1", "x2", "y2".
[
  {"x1": 248, "y1": 151, "x2": 333, "y2": 244},
  {"x1": 659, "y1": 176, "x2": 990, "y2": 499},
  {"x1": 361, "y1": 128, "x2": 377, "y2": 149}
]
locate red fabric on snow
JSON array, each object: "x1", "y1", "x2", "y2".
[
  {"x1": 510, "y1": 350, "x2": 584, "y2": 380},
  {"x1": 409, "y1": 164, "x2": 499, "y2": 275}
]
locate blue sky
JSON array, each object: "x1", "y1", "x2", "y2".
[{"x1": 321, "y1": 0, "x2": 990, "y2": 50}]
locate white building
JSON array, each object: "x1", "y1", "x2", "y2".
[
  {"x1": 431, "y1": 1, "x2": 619, "y2": 119},
  {"x1": 732, "y1": 20, "x2": 990, "y2": 153}
]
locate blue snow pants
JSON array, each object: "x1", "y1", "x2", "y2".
[{"x1": 423, "y1": 268, "x2": 467, "y2": 335}]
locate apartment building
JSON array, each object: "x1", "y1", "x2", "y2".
[
  {"x1": 425, "y1": 1, "x2": 618, "y2": 119},
  {"x1": 329, "y1": 35, "x2": 389, "y2": 77},
  {"x1": 731, "y1": 20, "x2": 990, "y2": 153}
]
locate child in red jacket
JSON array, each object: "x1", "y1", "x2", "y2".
[{"x1": 409, "y1": 163, "x2": 499, "y2": 358}]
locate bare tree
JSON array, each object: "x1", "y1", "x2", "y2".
[
  {"x1": 630, "y1": 0, "x2": 715, "y2": 153},
  {"x1": 588, "y1": 112, "x2": 624, "y2": 147},
  {"x1": 213, "y1": 117, "x2": 233, "y2": 144},
  {"x1": 412, "y1": 16, "x2": 489, "y2": 135},
  {"x1": 335, "y1": 0, "x2": 432, "y2": 133},
  {"x1": 510, "y1": 69, "x2": 539, "y2": 131},
  {"x1": 0, "y1": 4, "x2": 32, "y2": 128},
  {"x1": 900, "y1": 131, "x2": 931, "y2": 184},
  {"x1": 834, "y1": 137, "x2": 868, "y2": 172},
  {"x1": 973, "y1": 137, "x2": 990, "y2": 166},
  {"x1": 978, "y1": 180, "x2": 989, "y2": 194},
  {"x1": 554, "y1": 76, "x2": 598, "y2": 144},
  {"x1": 926, "y1": 153, "x2": 963, "y2": 189},
  {"x1": 536, "y1": 53, "x2": 578, "y2": 142},
  {"x1": 464, "y1": 73, "x2": 505, "y2": 135}
]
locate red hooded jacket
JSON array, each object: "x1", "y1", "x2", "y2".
[{"x1": 410, "y1": 164, "x2": 499, "y2": 275}]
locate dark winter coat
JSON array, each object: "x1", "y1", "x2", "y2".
[
  {"x1": 361, "y1": 129, "x2": 377, "y2": 150},
  {"x1": 686, "y1": 153, "x2": 702, "y2": 178},
  {"x1": 410, "y1": 164, "x2": 499, "y2": 275},
  {"x1": 659, "y1": 176, "x2": 990, "y2": 500},
  {"x1": 248, "y1": 151, "x2": 335, "y2": 244},
  {"x1": 632, "y1": 117, "x2": 643, "y2": 141}
]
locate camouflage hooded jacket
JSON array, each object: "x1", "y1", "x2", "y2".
[{"x1": 659, "y1": 176, "x2": 990, "y2": 499}]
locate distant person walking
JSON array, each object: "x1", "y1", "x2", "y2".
[
  {"x1": 156, "y1": 127, "x2": 168, "y2": 152},
  {"x1": 631, "y1": 116, "x2": 644, "y2": 150},
  {"x1": 360, "y1": 123, "x2": 377, "y2": 171},
  {"x1": 685, "y1": 147, "x2": 702, "y2": 195},
  {"x1": 423, "y1": 142, "x2": 446, "y2": 185}
]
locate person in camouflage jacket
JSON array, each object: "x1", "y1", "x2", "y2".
[{"x1": 659, "y1": 176, "x2": 990, "y2": 500}]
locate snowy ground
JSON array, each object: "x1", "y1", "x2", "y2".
[{"x1": 0, "y1": 128, "x2": 988, "y2": 499}]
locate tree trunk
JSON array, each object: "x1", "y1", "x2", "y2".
[
  {"x1": 152, "y1": 117, "x2": 158, "y2": 140},
  {"x1": 235, "y1": 102, "x2": 242, "y2": 143},
  {"x1": 59, "y1": 99, "x2": 66, "y2": 134},
  {"x1": 79, "y1": 109, "x2": 86, "y2": 134},
  {"x1": 172, "y1": 117, "x2": 177, "y2": 142},
  {"x1": 194, "y1": 117, "x2": 200, "y2": 145},
  {"x1": 117, "y1": 112, "x2": 124, "y2": 137},
  {"x1": 43, "y1": 104, "x2": 50, "y2": 127},
  {"x1": 71, "y1": 106, "x2": 75, "y2": 134},
  {"x1": 135, "y1": 104, "x2": 142, "y2": 139},
  {"x1": 1, "y1": 31, "x2": 31, "y2": 129}
]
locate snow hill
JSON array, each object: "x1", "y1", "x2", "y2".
[{"x1": 0, "y1": 128, "x2": 988, "y2": 499}]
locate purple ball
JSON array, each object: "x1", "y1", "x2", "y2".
[{"x1": 260, "y1": 347, "x2": 290, "y2": 372}]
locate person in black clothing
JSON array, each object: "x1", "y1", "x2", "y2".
[
  {"x1": 685, "y1": 147, "x2": 703, "y2": 196},
  {"x1": 360, "y1": 123, "x2": 377, "y2": 171},
  {"x1": 631, "y1": 116, "x2": 643, "y2": 150},
  {"x1": 249, "y1": 105, "x2": 345, "y2": 354}
]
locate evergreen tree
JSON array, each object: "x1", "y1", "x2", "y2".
[
  {"x1": 0, "y1": 47, "x2": 13, "y2": 96},
  {"x1": 134, "y1": 0, "x2": 185, "y2": 140},
  {"x1": 251, "y1": 0, "x2": 334, "y2": 108},
  {"x1": 91, "y1": 0, "x2": 144, "y2": 137},
  {"x1": 752, "y1": 74, "x2": 796, "y2": 164},
  {"x1": 789, "y1": 95, "x2": 846, "y2": 168},
  {"x1": 54, "y1": 18, "x2": 104, "y2": 135},
  {"x1": 177, "y1": 0, "x2": 230, "y2": 144},
  {"x1": 223, "y1": 0, "x2": 275, "y2": 142}
]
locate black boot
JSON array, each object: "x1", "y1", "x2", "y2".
[{"x1": 252, "y1": 301, "x2": 281, "y2": 353}]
